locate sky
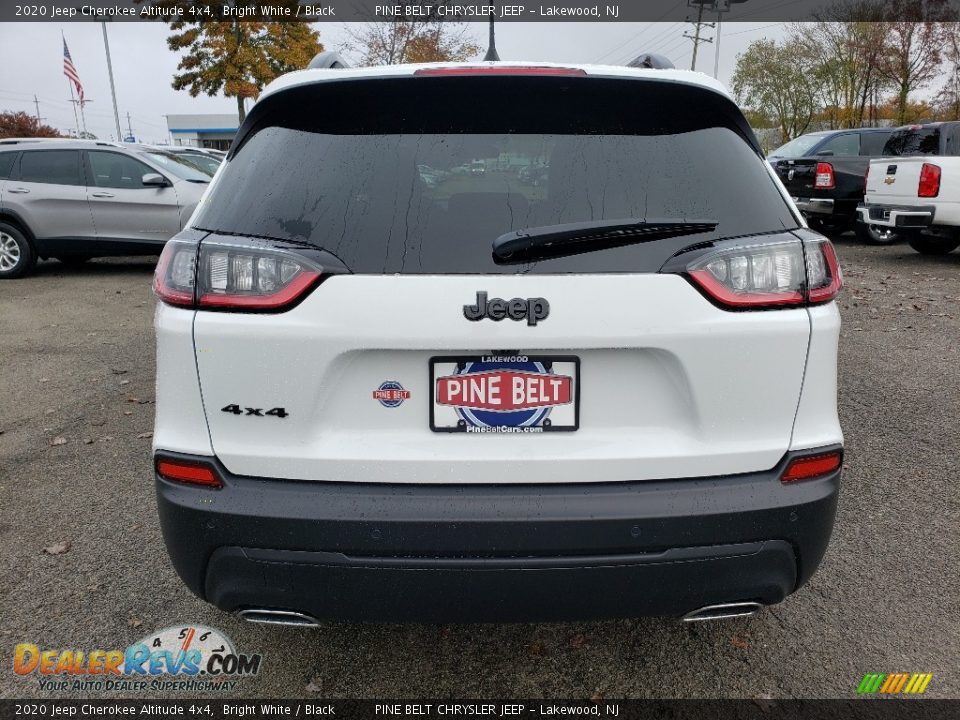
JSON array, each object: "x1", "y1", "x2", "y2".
[{"x1": 0, "y1": 21, "x2": 787, "y2": 142}]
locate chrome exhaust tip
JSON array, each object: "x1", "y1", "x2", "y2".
[
  {"x1": 237, "y1": 609, "x2": 320, "y2": 627},
  {"x1": 681, "y1": 601, "x2": 763, "y2": 623}
]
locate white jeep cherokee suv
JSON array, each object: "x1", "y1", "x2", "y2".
[{"x1": 152, "y1": 61, "x2": 844, "y2": 624}]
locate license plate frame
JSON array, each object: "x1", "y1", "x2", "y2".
[{"x1": 429, "y1": 354, "x2": 580, "y2": 433}]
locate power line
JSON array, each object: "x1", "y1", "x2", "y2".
[
  {"x1": 725, "y1": 22, "x2": 786, "y2": 37},
  {"x1": 592, "y1": 0, "x2": 686, "y2": 63},
  {"x1": 618, "y1": 22, "x2": 685, "y2": 64}
]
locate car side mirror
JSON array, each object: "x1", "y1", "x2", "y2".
[{"x1": 142, "y1": 173, "x2": 170, "y2": 187}]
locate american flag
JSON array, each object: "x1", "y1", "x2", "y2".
[{"x1": 63, "y1": 38, "x2": 85, "y2": 106}]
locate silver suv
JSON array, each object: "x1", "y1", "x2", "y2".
[{"x1": 0, "y1": 139, "x2": 212, "y2": 278}]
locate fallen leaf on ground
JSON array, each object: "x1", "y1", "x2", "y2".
[
  {"x1": 43, "y1": 541, "x2": 71, "y2": 555},
  {"x1": 730, "y1": 634, "x2": 749, "y2": 650},
  {"x1": 123, "y1": 411, "x2": 133, "y2": 416},
  {"x1": 590, "y1": 690, "x2": 603, "y2": 703},
  {"x1": 50, "y1": 436, "x2": 67, "y2": 446},
  {"x1": 305, "y1": 677, "x2": 324, "y2": 693},
  {"x1": 569, "y1": 633, "x2": 589, "y2": 648},
  {"x1": 127, "y1": 617, "x2": 143, "y2": 628},
  {"x1": 136, "y1": 432, "x2": 153, "y2": 440},
  {"x1": 528, "y1": 641, "x2": 546, "y2": 657}
]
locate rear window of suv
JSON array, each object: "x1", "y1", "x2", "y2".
[{"x1": 193, "y1": 76, "x2": 798, "y2": 274}]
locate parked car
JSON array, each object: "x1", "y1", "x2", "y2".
[
  {"x1": 152, "y1": 60, "x2": 843, "y2": 624},
  {"x1": 154, "y1": 146, "x2": 224, "y2": 176},
  {"x1": 768, "y1": 127, "x2": 895, "y2": 243},
  {"x1": 0, "y1": 139, "x2": 212, "y2": 278},
  {"x1": 857, "y1": 122, "x2": 960, "y2": 255}
]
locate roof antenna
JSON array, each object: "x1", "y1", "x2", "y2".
[{"x1": 483, "y1": 11, "x2": 500, "y2": 61}]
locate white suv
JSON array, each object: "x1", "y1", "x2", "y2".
[{"x1": 152, "y1": 61, "x2": 844, "y2": 624}]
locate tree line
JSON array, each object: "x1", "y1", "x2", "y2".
[{"x1": 732, "y1": 0, "x2": 960, "y2": 143}]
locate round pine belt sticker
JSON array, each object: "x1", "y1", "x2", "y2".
[{"x1": 373, "y1": 381, "x2": 410, "y2": 408}]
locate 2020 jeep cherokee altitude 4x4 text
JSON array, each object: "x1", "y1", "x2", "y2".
[{"x1": 152, "y1": 61, "x2": 843, "y2": 623}]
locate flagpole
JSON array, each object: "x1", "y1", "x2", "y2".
[{"x1": 67, "y1": 78, "x2": 80, "y2": 138}]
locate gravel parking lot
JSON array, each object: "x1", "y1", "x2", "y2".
[{"x1": 0, "y1": 239, "x2": 957, "y2": 700}]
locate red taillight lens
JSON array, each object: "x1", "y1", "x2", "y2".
[
  {"x1": 156, "y1": 458, "x2": 223, "y2": 489},
  {"x1": 154, "y1": 237, "x2": 324, "y2": 312},
  {"x1": 781, "y1": 451, "x2": 842, "y2": 483},
  {"x1": 153, "y1": 238, "x2": 198, "y2": 308},
  {"x1": 918, "y1": 162, "x2": 940, "y2": 198},
  {"x1": 414, "y1": 66, "x2": 587, "y2": 77},
  {"x1": 804, "y1": 236, "x2": 843, "y2": 304},
  {"x1": 686, "y1": 237, "x2": 842, "y2": 309},
  {"x1": 814, "y1": 162, "x2": 835, "y2": 189}
]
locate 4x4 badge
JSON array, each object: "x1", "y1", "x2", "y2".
[{"x1": 463, "y1": 291, "x2": 549, "y2": 326}]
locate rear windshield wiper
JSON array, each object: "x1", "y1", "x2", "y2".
[{"x1": 492, "y1": 218, "x2": 718, "y2": 265}]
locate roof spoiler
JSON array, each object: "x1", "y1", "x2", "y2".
[
  {"x1": 308, "y1": 51, "x2": 350, "y2": 70},
  {"x1": 627, "y1": 53, "x2": 675, "y2": 70}
]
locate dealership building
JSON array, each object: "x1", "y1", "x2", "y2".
[{"x1": 165, "y1": 113, "x2": 240, "y2": 150}]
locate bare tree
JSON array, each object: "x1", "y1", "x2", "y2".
[
  {"x1": 792, "y1": 1, "x2": 893, "y2": 128},
  {"x1": 343, "y1": 19, "x2": 481, "y2": 65}
]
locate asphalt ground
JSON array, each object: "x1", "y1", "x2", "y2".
[{"x1": 0, "y1": 238, "x2": 957, "y2": 700}]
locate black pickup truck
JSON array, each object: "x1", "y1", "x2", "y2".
[{"x1": 768, "y1": 127, "x2": 895, "y2": 243}]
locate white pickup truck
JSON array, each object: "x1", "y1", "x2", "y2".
[{"x1": 857, "y1": 122, "x2": 960, "y2": 255}]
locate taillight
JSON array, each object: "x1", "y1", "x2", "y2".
[
  {"x1": 804, "y1": 236, "x2": 843, "y2": 304},
  {"x1": 814, "y1": 162, "x2": 835, "y2": 189},
  {"x1": 685, "y1": 236, "x2": 842, "y2": 309},
  {"x1": 918, "y1": 162, "x2": 940, "y2": 198},
  {"x1": 414, "y1": 66, "x2": 587, "y2": 77},
  {"x1": 781, "y1": 450, "x2": 842, "y2": 483},
  {"x1": 156, "y1": 458, "x2": 223, "y2": 489},
  {"x1": 154, "y1": 237, "x2": 324, "y2": 312}
]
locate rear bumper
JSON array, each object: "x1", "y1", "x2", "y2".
[
  {"x1": 154, "y1": 448, "x2": 841, "y2": 623},
  {"x1": 793, "y1": 197, "x2": 836, "y2": 216},
  {"x1": 857, "y1": 203, "x2": 935, "y2": 228}
]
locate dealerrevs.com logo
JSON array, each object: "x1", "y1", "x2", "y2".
[{"x1": 13, "y1": 625, "x2": 262, "y2": 693}]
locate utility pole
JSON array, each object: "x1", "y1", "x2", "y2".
[
  {"x1": 713, "y1": 12, "x2": 722, "y2": 78},
  {"x1": 126, "y1": 112, "x2": 134, "y2": 141},
  {"x1": 683, "y1": 1, "x2": 714, "y2": 72},
  {"x1": 33, "y1": 95, "x2": 43, "y2": 123}
]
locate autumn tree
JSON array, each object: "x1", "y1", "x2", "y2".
[
  {"x1": 732, "y1": 38, "x2": 818, "y2": 142},
  {"x1": 0, "y1": 111, "x2": 62, "y2": 140},
  {"x1": 877, "y1": 0, "x2": 956, "y2": 124},
  {"x1": 138, "y1": 2, "x2": 322, "y2": 122},
  {"x1": 344, "y1": 20, "x2": 481, "y2": 65},
  {"x1": 792, "y1": 3, "x2": 892, "y2": 128}
]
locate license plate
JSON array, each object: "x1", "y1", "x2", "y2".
[{"x1": 430, "y1": 355, "x2": 579, "y2": 433}]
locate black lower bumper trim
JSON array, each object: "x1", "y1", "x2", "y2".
[{"x1": 155, "y1": 447, "x2": 841, "y2": 622}]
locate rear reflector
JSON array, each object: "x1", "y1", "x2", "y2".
[
  {"x1": 414, "y1": 66, "x2": 587, "y2": 77},
  {"x1": 781, "y1": 451, "x2": 842, "y2": 483},
  {"x1": 156, "y1": 458, "x2": 223, "y2": 489}
]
